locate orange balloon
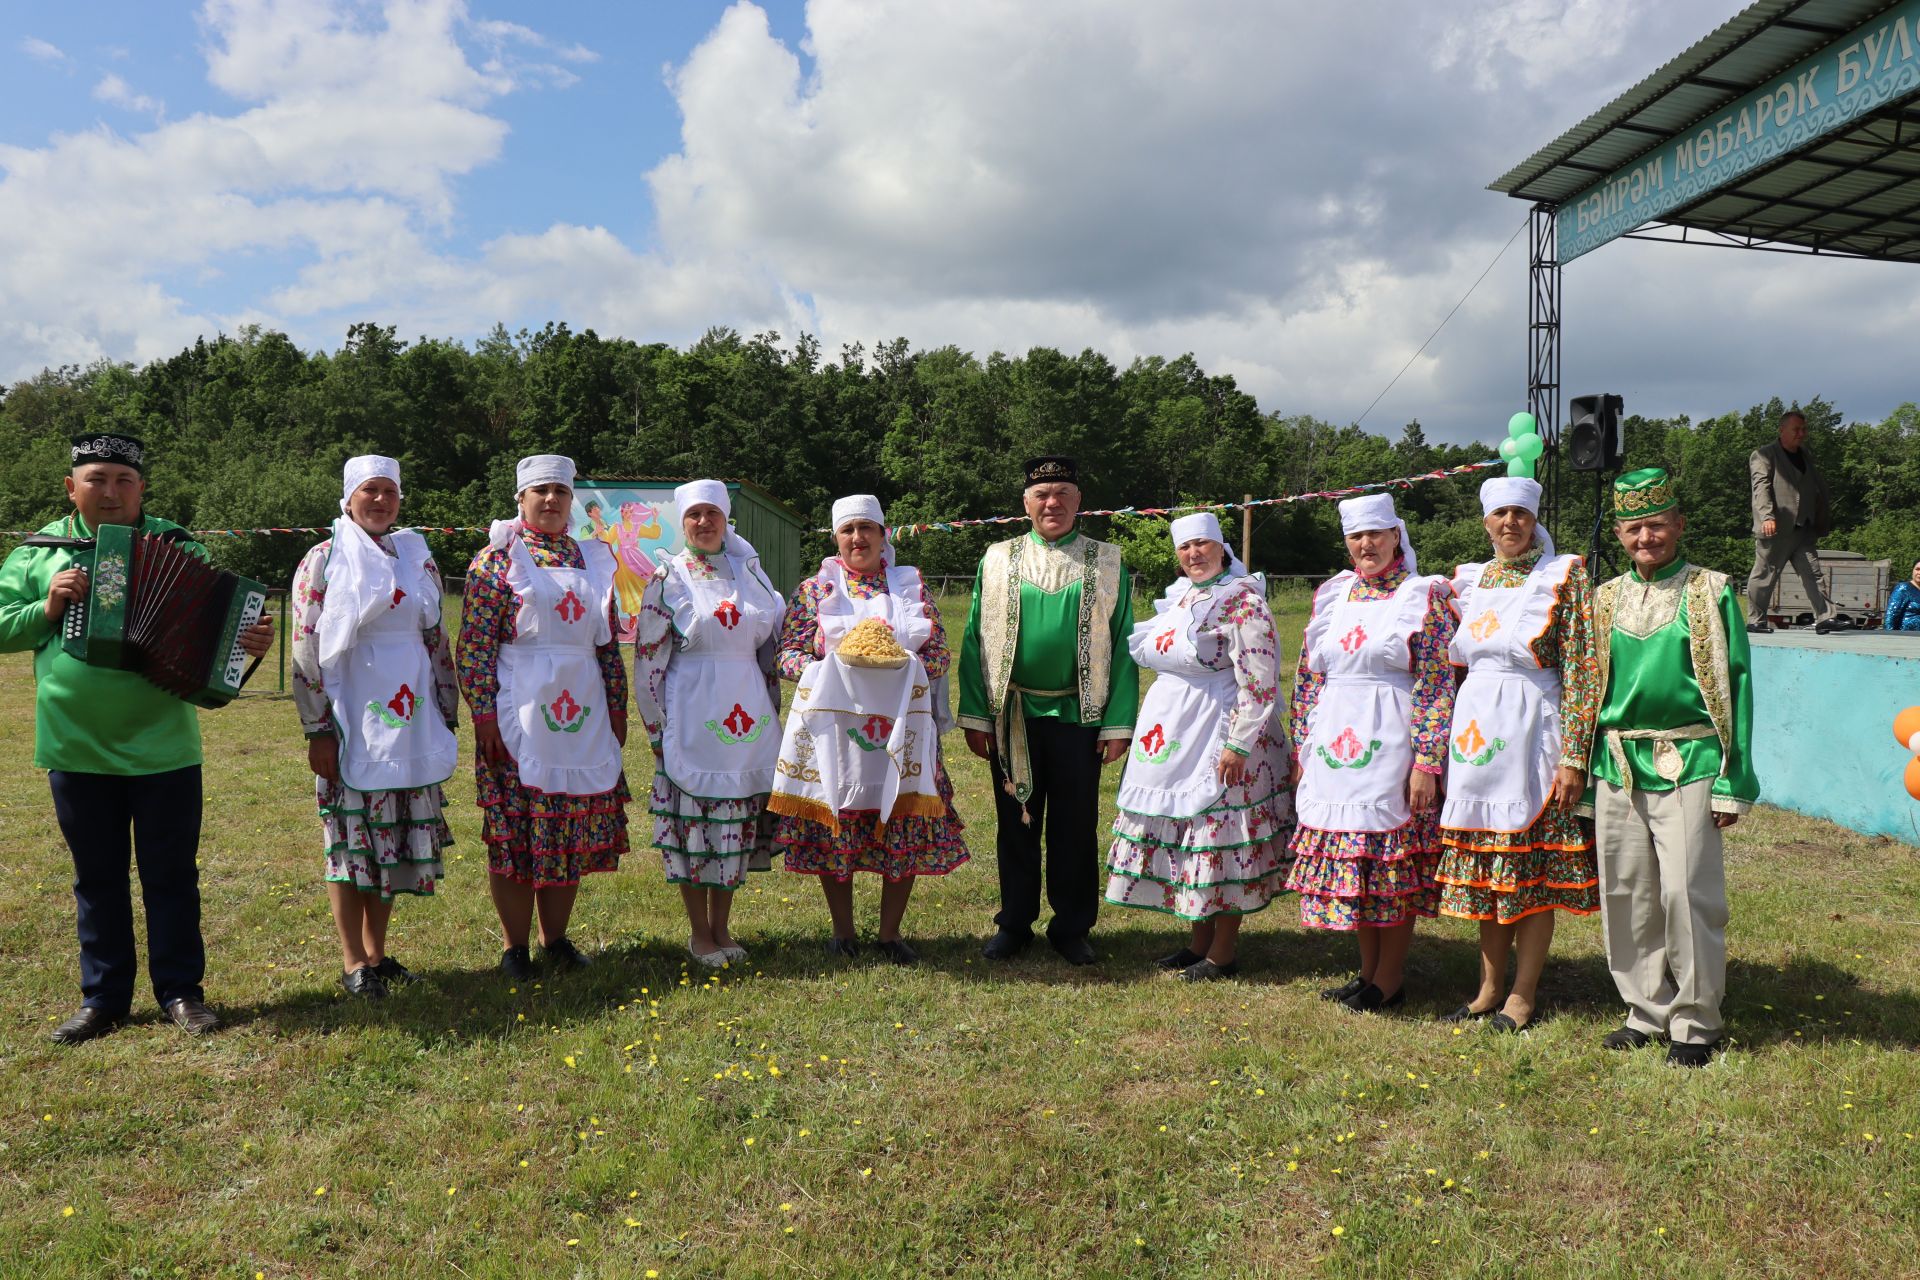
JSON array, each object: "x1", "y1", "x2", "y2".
[
  {"x1": 1906, "y1": 757, "x2": 1920, "y2": 801},
  {"x1": 1897, "y1": 707, "x2": 1920, "y2": 751}
]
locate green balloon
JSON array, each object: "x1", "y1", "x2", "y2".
[
  {"x1": 1507, "y1": 457, "x2": 1532, "y2": 477},
  {"x1": 1498, "y1": 437, "x2": 1522, "y2": 461},
  {"x1": 1507, "y1": 412, "x2": 1537, "y2": 440},
  {"x1": 1518, "y1": 433, "x2": 1545, "y2": 461}
]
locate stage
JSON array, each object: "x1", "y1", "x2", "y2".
[{"x1": 1749, "y1": 630, "x2": 1920, "y2": 845}]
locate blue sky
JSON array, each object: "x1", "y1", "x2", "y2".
[{"x1": 2, "y1": 1, "x2": 1914, "y2": 443}]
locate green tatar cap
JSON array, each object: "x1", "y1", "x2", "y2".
[{"x1": 1613, "y1": 467, "x2": 1677, "y2": 519}]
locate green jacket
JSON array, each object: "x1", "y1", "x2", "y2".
[{"x1": 0, "y1": 512, "x2": 206, "y2": 775}]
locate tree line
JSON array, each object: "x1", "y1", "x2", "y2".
[{"x1": 0, "y1": 321, "x2": 1909, "y2": 592}]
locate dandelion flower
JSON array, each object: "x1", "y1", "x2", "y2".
[
  {"x1": 564, "y1": 1055, "x2": 576, "y2": 1068},
  {"x1": 565, "y1": 1238, "x2": 580, "y2": 1247},
  {"x1": 860, "y1": 1168, "x2": 873, "y2": 1178},
  {"x1": 1331, "y1": 1226, "x2": 1345, "y2": 1237},
  {"x1": 61, "y1": 1206, "x2": 75, "y2": 1218},
  {"x1": 781, "y1": 1203, "x2": 794, "y2": 1212}
]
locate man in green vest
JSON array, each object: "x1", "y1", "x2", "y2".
[
  {"x1": 958, "y1": 456, "x2": 1139, "y2": 965},
  {"x1": 0, "y1": 433, "x2": 274, "y2": 1043},
  {"x1": 1587, "y1": 468, "x2": 1757, "y2": 1067}
]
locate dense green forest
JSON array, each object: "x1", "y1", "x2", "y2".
[{"x1": 0, "y1": 321, "x2": 1911, "y2": 591}]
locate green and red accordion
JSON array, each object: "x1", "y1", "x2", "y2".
[{"x1": 52, "y1": 523, "x2": 269, "y2": 708}]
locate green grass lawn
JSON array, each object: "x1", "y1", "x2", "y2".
[{"x1": 2, "y1": 593, "x2": 1917, "y2": 1278}]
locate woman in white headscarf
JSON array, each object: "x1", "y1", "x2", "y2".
[
  {"x1": 1434, "y1": 476, "x2": 1598, "y2": 1032},
  {"x1": 291, "y1": 455, "x2": 460, "y2": 999},
  {"x1": 457, "y1": 455, "x2": 628, "y2": 980},
  {"x1": 766, "y1": 495, "x2": 967, "y2": 965},
  {"x1": 1285, "y1": 493, "x2": 1458, "y2": 1012},
  {"x1": 634, "y1": 479, "x2": 785, "y2": 967},
  {"x1": 1104, "y1": 512, "x2": 1295, "y2": 980}
]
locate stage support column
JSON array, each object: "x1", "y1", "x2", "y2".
[{"x1": 1528, "y1": 201, "x2": 1563, "y2": 539}]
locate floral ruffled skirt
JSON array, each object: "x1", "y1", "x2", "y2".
[
  {"x1": 652, "y1": 776, "x2": 774, "y2": 891},
  {"x1": 1105, "y1": 782, "x2": 1295, "y2": 921},
  {"x1": 318, "y1": 777, "x2": 453, "y2": 900},
  {"x1": 774, "y1": 761, "x2": 968, "y2": 881},
  {"x1": 1437, "y1": 806, "x2": 1598, "y2": 923},
  {"x1": 1285, "y1": 815, "x2": 1442, "y2": 931},
  {"x1": 475, "y1": 755, "x2": 629, "y2": 887}
]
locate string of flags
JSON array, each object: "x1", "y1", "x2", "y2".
[{"x1": 1, "y1": 459, "x2": 1499, "y2": 541}]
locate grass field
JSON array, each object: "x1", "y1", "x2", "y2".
[{"x1": 2, "y1": 591, "x2": 1918, "y2": 1278}]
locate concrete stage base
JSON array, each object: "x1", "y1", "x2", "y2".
[{"x1": 1749, "y1": 630, "x2": 1920, "y2": 844}]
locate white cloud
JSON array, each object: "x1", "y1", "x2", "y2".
[
  {"x1": 21, "y1": 36, "x2": 71, "y2": 65},
  {"x1": 92, "y1": 73, "x2": 164, "y2": 119}
]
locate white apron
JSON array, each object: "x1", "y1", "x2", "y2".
[
  {"x1": 661, "y1": 551, "x2": 782, "y2": 800},
  {"x1": 496, "y1": 534, "x2": 623, "y2": 796},
  {"x1": 322, "y1": 528, "x2": 458, "y2": 792},
  {"x1": 771, "y1": 560, "x2": 942, "y2": 831},
  {"x1": 1295, "y1": 571, "x2": 1434, "y2": 833},
  {"x1": 1117, "y1": 583, "x2": 1237, "y2": 819},
  {"x1": 1440, "y1": 556, "x2": 1575, "y2": 834}
]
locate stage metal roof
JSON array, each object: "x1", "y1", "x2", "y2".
[{"x1": 1492, "y1": 0, "x2": 1920, "y2": 263}]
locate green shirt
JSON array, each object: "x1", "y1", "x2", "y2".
[
  {"x1": 0, "y1": 512, "x2": 206, "y2": 775},
  {"x1": 958, "y1": 530, "x2": 1140, "y2": 732},
  {"x1": 1590, "y1": 556, "x2": 1758, "y2": 806}
]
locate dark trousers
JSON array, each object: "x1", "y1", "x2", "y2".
[
  {"x1": 989, "y1": 718, "x2": 1101, "y2": 941},
  {"x1": 49, "y1": 766, "x2": 205, "y2": 1013}
]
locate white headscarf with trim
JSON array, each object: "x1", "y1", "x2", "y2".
[
  {"x1": 1478, "y1": 475, "x2": 1556, "y2": 558},
  {"x1": 1337, "y1": 492, "x2": 1418, "y2": 575}
]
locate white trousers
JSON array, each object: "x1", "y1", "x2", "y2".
[{"x1": 1594, "y1": 778, "x2": 1728, "y2": 1045}]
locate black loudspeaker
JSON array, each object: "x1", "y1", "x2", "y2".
[{"x1": 1568, "y1": 394, "x2": 1625, "y2": 472}]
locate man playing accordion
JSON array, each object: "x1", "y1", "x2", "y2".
[{"x1": 0, "y1": 432, "x2": 274, "y2": 1043}]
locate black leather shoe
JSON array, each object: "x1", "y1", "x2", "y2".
[
  {"x1": 1601, "y1": 1026, "x2": 1653, "y2": 1051},
  {"x1": 499, "y1": 945, "x2": 535, "y2": 980},
  {"x1": 981, "y1": 928, "x2": 1032, "y2": 960},
  {"x1": 1814, "y1": 617, "x2": 1841, "y2": 634},
  {"x1": 1320, "y1": 975, "x2": 1366, "y2": 1002},
  {"x1": 1488, "y1": 1009, "x2": 1534, "y2": 1033},
  {"x1": 372, "y1": 956, "x2": 418, "y2": 986},
  {"x1": 50, "y1": 1007, "x2": 125, "y2": 1045},
  {"x1": 163, "y1": 997, "x2": 221, "y2": 1035},
  {"x1": 541, "y1": 936, "x2": 593, "y2": 970},
  {"x1": 340, "y1": 966, "x2": 388, "y2": 1000},
  {"x1": 1666, "y1": 1040, "x2": 1717, "y2": 1068},
  {"x1": 1340, "y1": 983, "x2": 1405, "y2": 1013},
  {"x1": 1745, "y1": 621, "x2": 1774, "y2": 634},
  {"x1": 1050, "y1": 934, "x2": 1097, "y2": 966},
  {"x1": 1154, "y1": 947, "x2": 1203, "y2": 971},
  {"x1": 826, "y1": 936, "x2": 861, "y2": 959},
  {"x1": 1440, "y1": 1004, "x2": 1494, "y2": 1023},
  {"x1": 1179, "y1": 958, "x2": 1238, "y2": 982},
  {"x1": 876, "y1": 939, "x2": 919, "y2": 966}
]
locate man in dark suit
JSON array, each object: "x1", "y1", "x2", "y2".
[{"x1": 1747, "y1": 410, "x2": 1836, "y2": 635}]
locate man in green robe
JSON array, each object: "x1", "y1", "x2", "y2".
[
  {"x1": 0, "y1": 433, "x2": 273, "y2": 1043},
  {"x1": 1587, "y1": 468, "x2": 1757, "y2": 1067},
  {"x1": 959, "y1": 456, "x2": 1139, "y2": 965}
]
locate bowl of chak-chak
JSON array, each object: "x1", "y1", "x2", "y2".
[{"x1": 837, "y1": 617, "x2": 910, "y2": 669}]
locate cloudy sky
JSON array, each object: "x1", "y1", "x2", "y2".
[{"x1": 3, "y1": 0, "x2": 1912, "y2": 444}]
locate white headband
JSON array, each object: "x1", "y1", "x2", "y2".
[
  {"x1": 515, "y1": 454, "x2": 575, "y2": 494},
  {"x1": 1169, "y1": 512, "x2": 1222, "y2": 547},
  {"x1": 1337, "y1": 493, "x2": 1418, "y2": 575},
  {"x1": 1479, "y1": 476, "x2": 1542, "y2": 517},
  {"x1": 340, "y1": 454, "x2": 400, "y2": 512},
  {"x1": 674, "y1": 479, "x2": 731, "y2": 519},
  {"x1": 832, "y1": 494, "x2": 885, "y2": 531},
  {"x1": 1479, "y1": 475, "x2": 1555, "y2": 558}
]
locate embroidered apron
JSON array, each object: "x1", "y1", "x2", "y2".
[
  {"x1": 661, "y1": 553, "x2": 781, "y2": 799},
  {"x1": 1117, "y1": 584, "x2": 1236, "y2": 819},
  {"x1": 323, "y1": 529, "x2": 458, "y2": 792},
  {"x1": 1440, "y1": 559, "x2": 1566, "y2": 834},
  {"x1": 1295, "y1": 573, "x2": 1430, "y2": 833},
  {"x1": 496, "y1": 536, "x2": 623, "y2": 797}
]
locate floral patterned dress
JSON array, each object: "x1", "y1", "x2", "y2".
[
  {"x1": 457, "y1": 528, "x2": 630, "y2": 886},
  {"x1": 1105, "y1": 575, "x2": 1296, "y2": 920},
  {"x1": 632, "y1": 548, "x2": 781, "y2": 890},
  {"x1": 1285, "y1": 561, "x2": 1458, "y2": 930},
  {"x1": 1436, "y1": 547, "x2": 1600, "y2": 922},
  {"x1": 292, "y1": 535, "x2": 456, "y2": 899},
  {"x1": 770, "y1": 562, "x2": 969, "y2": 880}
]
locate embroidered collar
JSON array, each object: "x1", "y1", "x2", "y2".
[
  {"x1": 1028, "y1": 528, "x2": 1079, "y2": 549},
  {"x1": 1494, "y1": 546, "x2": 1543, "y2": 570},
  {"x1": 1357, "y1": 554, "x2": 1407, "y2": 583},
  {"x1": 1630, "y1": 555, "x2": 1686, "y2": 584}
]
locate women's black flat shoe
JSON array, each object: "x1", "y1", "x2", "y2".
[
  {"x1": 826, "y1": 936, "x2": 860, "y2": 959},
  {"x1": 1341, "y1": 983, "x2": 1405, "y2": 1013},
  {"x1": 1178, "y1": 958, "x2": 1239, "y2": 982},
  {"x1": 1154, "y1": 947, "x2": 1203, "y2": 971},
  {"x1": 340, "y1": 966, "x2": 387, "y2": 1000},
  {"x1": 1488, "y1": 1010, "x2": 1534, "y2": 1033},
  {"x1": 1320, "y1": 974, "x2": 1366, "y2": 1002},
  {"x1": 877, "y1": 939, "x2": 919, "y2": 966},
  {"x1": 541, "y1": 936, "x2": 593, "y2": 969},
  {"x1": 1440, "y1": 1004, "x2": 1493, "y2": 1023},
  {"x1": 372, "y1": 956, "x2": 417, "y2": 985}
]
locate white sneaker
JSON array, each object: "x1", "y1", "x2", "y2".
[{"x1": 687, "y1": 942, "x2": 727, "y2": 969}]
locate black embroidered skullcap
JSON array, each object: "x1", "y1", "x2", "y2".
[
  {"x1": 1024, "y1": 456, "x2": 1077, "y2": 486},
  {"x1": 70, "y1": 432, "x2": 146, "y2": 473}
]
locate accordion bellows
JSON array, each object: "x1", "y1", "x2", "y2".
[
  {"x1": 61, "y1": 524, "x2": 269, "y2": 707},
  {"x1": 836, "y1": 617, "x2": 909, "y2": 668}
]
